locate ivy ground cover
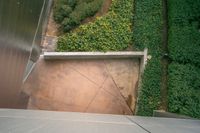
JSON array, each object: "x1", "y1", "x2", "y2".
[{"x1": 56, "y1": 0, "x2": 134, "y2": 52}]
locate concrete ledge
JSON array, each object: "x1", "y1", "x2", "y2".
[
  {"x1": 44, "y1": 51, "x2": 145, "y2": 60},
  {"x1": 43, "y1": 49, "x2": 148, "y2": 73}
]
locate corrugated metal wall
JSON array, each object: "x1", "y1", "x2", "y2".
[{"x1": 0, "y1": 0, "x2": 50, "y2": 108}]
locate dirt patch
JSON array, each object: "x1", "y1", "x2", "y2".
[
  {"x1": 46, "y1": 10, "x2": 60, "y2": 36},
  {"x1": 160, "y1": 0, "x2": 169, "y2": 111}
]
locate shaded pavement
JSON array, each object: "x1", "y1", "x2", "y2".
[{"x1": 22, "y1": 57, "x2": 140, "y2": 115}]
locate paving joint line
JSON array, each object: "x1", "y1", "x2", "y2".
[
  {"x1": 125, "y1": 116, "x2": 151, "y2": 133},
  {"x1": 84, "y1": 76, "x2": 108, "y2": 112},
  {"x1": 103, "y1": 60, "x2": 133, "y2": 113},
  {"x1": 67, "y1": 65, "x2": 101, "y2": 87}
]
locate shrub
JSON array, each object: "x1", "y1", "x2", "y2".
[
  {"x1": 53, "y1": 0, "x2": 72, "y2": 23},
  {"x1": 137, "y1": 57, "x2": 162, "y2": 116},
  {"x1": 168, "y1": 0, "x2": 200, "y2": 118},
  {"x1": 133, "y1": 0, "x2": 163, "y2": 116},
  {"x1": 168, "y1": 0, "x2": 200, "y2": 66},
  {"x1": 168, "y1": 25, "x2": 200, "y2": 66},
  {"x1": 53, "y1": 0, "x2": 103, "y2": 32},
  {"x1": 168, "y1": 63, "x2": 200, "y2": 118},
  {"x1": 57, "y1": 0, "x2": 133, "y2": 52},
  {"x1": 85, "y1": 0, "x2": 103, "y2": 16},
  {"x1": 168, "y1": 0, "x2": 200, "y2": 26},
  {"x1": 61, "y1": 18, "x2": 73, "y2": 32}
]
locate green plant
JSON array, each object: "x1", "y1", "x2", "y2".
[
  {"x1": 133, "y1": 0, "x2": 163, "y2": 116},
  {"x1": 168, "y1": 63, "x2": 200, "y2": 118},
  {"x1": 168, "y1": 0, "x2": 200, "y2": 66},
  {"x1": 168, "y1": 25, "x2": 200, "y2": 66},
  {"x1": 137, "y1": 58, "x2": 162, "y2": 116},
  {"x1": 57, "y1": 0, "x2": 134, "y2": 52},
  {"x1": 53, "y1": 0, "x2": 103, "y2": 32},
  {"x1": 53, "y1": 0, "x2": 73, "y2": 23},
  {"x1": 168, "y1": 0, "x2": 200, "y2": 26},
  {"x1": 168, "y1": 0, "x2": 200, "y2": 118}
]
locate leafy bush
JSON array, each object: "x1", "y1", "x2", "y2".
[
  {"x1": 168, "y1": 63, "x2": 200, "y2": 118},
  {"x1": 53, "y1": 0, "x2": 103, "y2": 32},
  {"x1": 168, "y1": 0, "x2": 200, "y2": 118},
  {"x1": 54, "y1": 0, "x2": 73, "y2": 23},
  {"x1": 168, "y1": 0, "x2": 200, "y2": 26},
  {"x1": 133, "y1": 0, "x2": 163, "y2": 116},
  {"x1": 137, "y1": 58, "x2": 162, "y2": 116},
  {"x1": 168, "y1": 0, "x2": 200, "y2": 65},
  {"x1": 57, "y1": 0, "x2": 134, "y2": 52},
  {"x1": 168, "y1": 25, "x2": 200, "y2": 66},
  {"x1": 168, "y1": 0, "x2": 200, "y2": 66}
]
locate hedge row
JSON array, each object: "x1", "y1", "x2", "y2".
[
  {"x1": 168, "y1": 0, "x2": 200, "y2": 118},
  {"x1": 56, "y1": 0, "x2": 133, "y2": 52},
  {"x1": 168, "y1": 0, "x2": 200, "y2": 66},
  {"x1": 54, "y1": 0, "x2": 103, "y2": 32},
  {"x1": 168, "y1": 26, "x2": 200, "y2": 66},
  {"x1": 133, "y1": 0, "x2": 163, "y2": 116},
  {"x1": 136, "y1": 59, "x2": 162, "y2": 116},
  {"x1": 168, "y1": 63, "x2": 200, "y2": 118}
]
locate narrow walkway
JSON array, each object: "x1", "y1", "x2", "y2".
[{"x1": 22, "y1": 57, "x2": 140, "y2": 115}]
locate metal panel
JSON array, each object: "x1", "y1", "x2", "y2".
[
  {"x1": 24, "y1": 0, "x2": 53, "y2": 80},
  {"x1": 0, "y1": 0, "x2": 48, "y2": 108},
  {"x1": 29, "y1": 0, "x2": 53, "y2": 63}
]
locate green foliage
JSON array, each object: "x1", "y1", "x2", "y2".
[
  {"x1": 54, "y1": 0, "x2": 103, "y2": 32},
  {"x1": 57, "y1": 0, "x2": 134, "y2": 52},
  {"x1": 168, "y1": 25, "x2": 200, "y2": 66},
  {"x1": 168, "y1": 63, "x2": 200, "y2": 118},
  {"x1": 133, "y1": 0, "x2": 163, "y2": 54},
  {"x1": 168, "y1": 0, "x2": 200, "y2": 26},
  {"x1": 137, "y1": 57, "x2": 162, "y2": 116},
  {"x1": 168, "y1": 0, "x2": 200, "y2": 118},
  {"x1": 168, "y1": 0, "x2": 200, "y2": 66},
  {"x1": 54, "y1": 0, "x2": 73, "y2": 23},
  {"x1": 133, "y1": 0, "x2": 163, "y2": 116}
]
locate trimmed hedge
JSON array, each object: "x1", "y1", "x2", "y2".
[
  {"x1": 168, "y1": 63, "x2": 200, "y2": 118},
  {"x1": 168, "y1": 25, "x2": 200, "y2": 66},
  {"x1": 56, "y1": 0, "x2": 133, "y2": 52},
  {"x1": 168, "y1": 0, "x2": 200, "y2": 118},
  {"x1": 136, "y1": 58, "x2": 162, "y2": 116},
  {"x1": 133, "y1": 0, "x2": 163, "y2": 116},
  {"x1": 54, "y1": 0, "x2": 103, "y2": 32},
  {"x1": 168, "y1": 0, "x2": 200, "y2": 66},
  {"x1": 168, "y1": 0, "x2": 200, "y2": 26}
]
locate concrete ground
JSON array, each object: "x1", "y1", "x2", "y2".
[
  {"x1": 22, "y1": 57, "x2": 140, "y2": 115},
  {"x1": 1, "y1": 109, "x2": 200, "y2": 133}
]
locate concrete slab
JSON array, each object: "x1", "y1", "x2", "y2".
[
  {"x1": 104, "y1": 59, "x2": 140, "y2": 111},
  {"x1": 127, "y1": 116, "x2": 200, "y2": 133},
  {"x1": 0, "y1": 109, "x2": 200, "y2": 133},
  {"x1": 0, "y1": 109, "x2": 143, "y2": 133},
  {"x1": 67, "y1": 59, "x2": 109, "y2": 86},
  {"x1": 22, "y1": 57, "x2": 140, "y2": 115}
]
